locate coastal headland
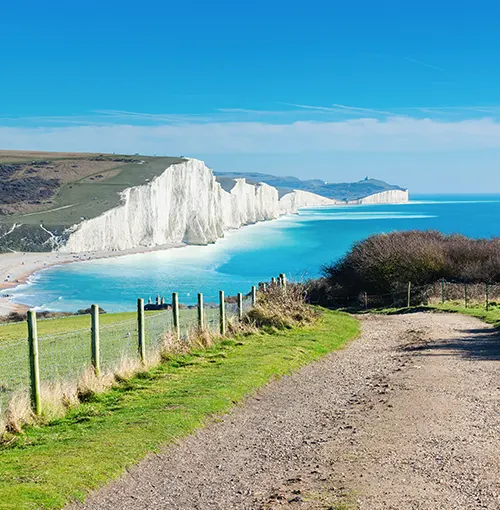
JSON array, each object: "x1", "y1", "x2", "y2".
[{"x1": 0, "y1": 150, "x2": 409, "y2": 315}]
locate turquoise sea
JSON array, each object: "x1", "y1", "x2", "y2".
[{"x1": 10, "y1": 194, "x2": 500, "y2": 312}]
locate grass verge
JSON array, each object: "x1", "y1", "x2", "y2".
[
  {"x1": 430, "y1": 302, "x2": 500, "y2": 327},
  {"x1": 366, "y1": 301, "x2": 500, "y2": 329},
  {"x1": 0, "y1": 309, "x2": 359, "y2": 510}
]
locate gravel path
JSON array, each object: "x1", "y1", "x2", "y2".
[{"x1": 71, "y1": 312, "x2": 499, "y2": 510}]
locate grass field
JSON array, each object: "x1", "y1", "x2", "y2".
[
  {"x1": 1, "y1": 152, "x2": 184, "y2": 226},
  {"x1": 0, "y1": 311, "x2": 140, "y2": 343},
  {"x1": 0, "y1": 308, "x2": 222, "y2": 417},
  {"x1": 0, "y1": 309, "x2": 359, "y2": 509}
]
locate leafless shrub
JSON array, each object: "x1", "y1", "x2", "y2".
[{"x1": 312, "y1": 231, "x2": 500, "y2": 307}]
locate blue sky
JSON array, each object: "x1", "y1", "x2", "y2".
[{"x1": 1, "y1": 0, "x2": 500, "y2": 192}]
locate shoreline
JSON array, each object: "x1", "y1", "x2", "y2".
[
  {"x1": 0, "y1": 211, "x2": 308, "y2": 317},
  {"x1": 0, "y1": 199, "x2": 413, "y2": 317},
  {"x1": 0, "y1": 243, "x2": 185, "y2": 317}
]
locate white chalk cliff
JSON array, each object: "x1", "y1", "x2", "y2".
[
  {"x1": 59, "y1": 159, "x2": 409, "y2": 253},
  {"x1": 60, "y1": 159, "x2": 337, "y2": 253},
  {"x1": 355, "y1": 189, "x2": 409, "y2": 205}
]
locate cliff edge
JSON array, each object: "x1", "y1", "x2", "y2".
[
  {"x1": 59, "y1": 159, "x2": 337, "y2": 253},
  {"x1": 0, "y1": 151, "x2": 409, "y2": 253}
]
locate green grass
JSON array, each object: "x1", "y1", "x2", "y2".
[
  {"x1": 0, "y1": 312, "x2": 138, "y2": 343},
  {"x1": 2, "y1": 156, "x2": 185, "y2": 226},
  {"x1": 0, "y1": 310, "x2": 359, "y2": 510},
  {"x1": 430, "y1": 302, "x2": 500, "y2": 327},
  {"x1": 0, "y1": 308, "x2": 218, "y2": 343}
]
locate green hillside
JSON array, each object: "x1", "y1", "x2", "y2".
[
  {"x1": 0, "y1": 151, "x2": 407, "y2": 252},
  {"x1": 0, "y1": 152, "x2": 184, "y2": 251}
]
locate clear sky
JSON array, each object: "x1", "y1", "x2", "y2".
[{"x1": 1, "y1": 0, "x2": 500, "y2": 193}]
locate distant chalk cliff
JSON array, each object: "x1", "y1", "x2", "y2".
[
  {"x1": 351, "y1": 189, "x2": 409, "y2": 205},
  {"x1": 0, "y1": 158, "x2": 409, "y2": 253},
  {"x1": 59, "y1": 159, "x2": 337, "y2": 253}
]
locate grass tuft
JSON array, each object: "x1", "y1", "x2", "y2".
[
  {"x1": 4, "y1": 391, "x2": 33, "y2": 434},
  {"x1": 246, "y1": 284, "x2": 318, "y2": 331}
]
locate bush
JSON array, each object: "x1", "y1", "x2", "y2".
[
  {"x1": 245, "y1": 283, "x2": 317, "y2": 331},
  {"x1": 311, "y1": 231, "x2": 500, "y2": 307}
]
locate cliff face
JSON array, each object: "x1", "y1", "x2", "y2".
[
  {"x1": 356, "y1": 189, "x2": 409, "y2": 205},
  {"x1": 279, "y1": 189, "x2": 338, "y2": 213},
  {"x1": 60, "y1": 159, "x2": 337, "y2": 253}
]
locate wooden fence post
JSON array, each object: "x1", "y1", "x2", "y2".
[
  {"x1": 441, "y1": 278, "x2": 445, "y2": 304},
  {"x1": 251, "y1": 285, "x2": 257, "y2": 307},
  {"x1": 364, "y1": 292, "x2": 368, "y2": 310},
  {"x1": 280, "y1": 273, "x2": 287, "y2": 290},
  {"x1": 485, "y1": 282, "x2": 489, "y2": 311},
  {"x1": 407, "y1": 282, "x2": 412, "y2": 308},
  {"x1": 27, "y1": 310, "x2": 41, "y2": 416},
  {"x1": 91, "y1": 304, "x2": 100, "y2": 376},
  {"x1": 219, "y1": 290, "x2": 226, "y2": 335},
  {"x1": 172, "y1": 292, "x2": 180, "y2": 339},
  {"x1": 197, "y1": 293, "x2": 204, "y2": 331},
  {"x1": 237, "y1": 292, "x2": 243, "y2": 320},
  {"x1": 137, "y1": 298, "x2": 145, "y2": 363},
  {"x1": 464, "y1": 284, "x2": 468, "y2": 308}
]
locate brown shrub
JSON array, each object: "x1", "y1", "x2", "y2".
[{"x1": 311, "y1": 231, "x2": 500, "y2": 307}]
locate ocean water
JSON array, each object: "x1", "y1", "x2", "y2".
[{"x1": 10, "y1": 194, "x2": 500, "y2": 312}]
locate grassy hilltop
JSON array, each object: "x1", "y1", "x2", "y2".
[{"x1": 0, "y1": 151, "x2": 184, "y2": 251}]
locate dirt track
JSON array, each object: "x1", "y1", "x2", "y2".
[{"x1": 71, "y1": 312, "x2": 499, "y2": 510}]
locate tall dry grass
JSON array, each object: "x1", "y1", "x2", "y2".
[
  {"x1": 246, "y1": 283, "x2": 317, "y2": 330},
  {"x1": 1, "y1": 321, "x2": 232, "y2": 439}
]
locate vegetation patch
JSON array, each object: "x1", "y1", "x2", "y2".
[
  {"x1": 246, "y1": 284, "x2": 317, "y2": 331},
  {"x1": 0, "y1": 309, "x2": 358, "y2": 509},
  {"x1": 308, "y1": 231, "x2": 500, "y2": 307},
  {"x1": 431, "y1": 302, "x2": 500, "y2": 328},
  {"x1": 0, "y1": 311, "x2": 141, "y2": 343}
]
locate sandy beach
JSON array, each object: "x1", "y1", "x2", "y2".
[
  {"x1": 0, "y1": 244, "x2": 184, "y2": 317},
  {"x1": 0, "y1": 252, "x2": 87, "y2": 316}
]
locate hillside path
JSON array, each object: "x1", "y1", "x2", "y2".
[{"x1": 70, "y1": 312, "x2": 500, "y2": 510}]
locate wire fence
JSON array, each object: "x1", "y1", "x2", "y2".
[
  {"x1": 0, "y1": 281, "x2": 267, "y2": 422},
  {"x1": 3, "y1": 273, "x2": 489, "y2": 421},
  {"x1": 316, "y1": 279, "x2": 500, "y2": 311}
]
